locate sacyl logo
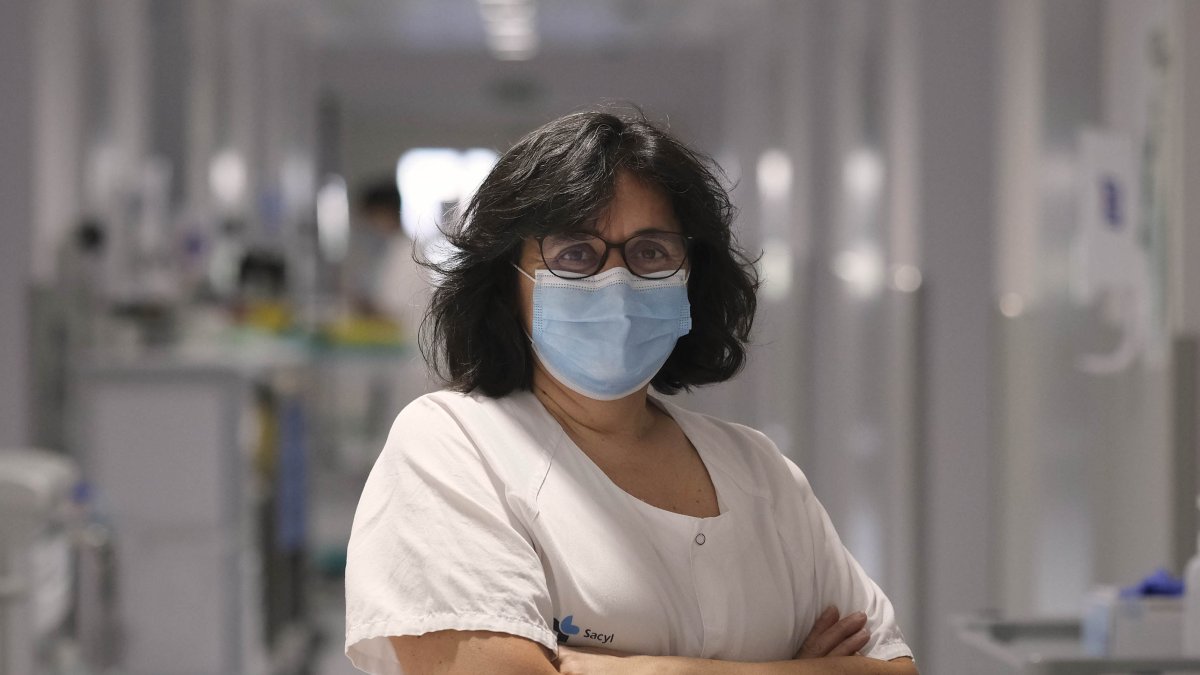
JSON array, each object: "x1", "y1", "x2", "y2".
[
  {"x1": 553, "y1": 615, "x2": 579, "y2": 644},
  {"x1": 553, "y1": 614, "x2": 614, "y2": 646}
]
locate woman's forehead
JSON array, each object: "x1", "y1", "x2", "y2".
[{"x1": 571, "y1": 184, "x2": 681, "y2": 239}]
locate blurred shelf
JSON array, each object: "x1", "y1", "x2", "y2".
[{"x1": 954, "y1": 614, "x2": 1200, "y2": 674}]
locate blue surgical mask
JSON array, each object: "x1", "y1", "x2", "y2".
[{"x1": 515, "y1": 266, "x2": 692, "y2": 400}]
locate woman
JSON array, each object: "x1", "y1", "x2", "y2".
[{"x1": 345, "y1": 109, "x2": 917, "y2": 674}]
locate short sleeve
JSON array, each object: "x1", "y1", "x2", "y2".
[
  {"x1": 344, "y1": 395, "x2": 558, "y2": 674},
  {"x1": 782, "y1": 458, "x2": 914, "y2": 663}
]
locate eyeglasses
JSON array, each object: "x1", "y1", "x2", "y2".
[{"x1": 537, "y1": 230, "x2": 691, "y2": 279}]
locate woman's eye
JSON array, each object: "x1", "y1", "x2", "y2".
[
  {"x1": 631, "y1": 243, "x2": 668, "y2": 259},
  {"x1": 557, "y1": 244, "x2": 598, "y2": 262}
]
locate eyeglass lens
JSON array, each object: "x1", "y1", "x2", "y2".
[{"x1": 540, "y1": 232, "x2": 687, "y2": 278}]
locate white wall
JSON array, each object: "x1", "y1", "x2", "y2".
[
  {"x1": 916, "y1": 0, "x2": 1000, "y2": 671},
  {"x1": 1184, "y1": 0, "x2": 1200, "y2": 340},
  {"x1": 677, "y1": 0, "x2": 772, "y2": 428},
  {"x1": 798, "y1": 0, "x2": 925, "y2": 658},
  {"x1": 1179, "y1": 0, "x2": 1200, "y2": 568},
  {"x1": 32, "y1": 0, "x2": 85, "y2": 285},
  {"x1": 996, "y1": 0, "x2": 1191, "y2": 623},
  {"x1": 0, "y1": 0, "x2": 35, "y2": 448}
]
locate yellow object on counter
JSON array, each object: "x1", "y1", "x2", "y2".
[
  {"x1": 323, "y1": 315, "x2": 405, "y2": 348},
  {"x1": 243, "y1": 301, "x2": 293, "y2": 333}
]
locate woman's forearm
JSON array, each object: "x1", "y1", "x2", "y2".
[{"x1": 633, "y1": 655, "x2": 917, "y2": 675}]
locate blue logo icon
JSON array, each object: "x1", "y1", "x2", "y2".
[
  {"x1": 553, "y1": 614, "x2": 614, "y2": 645},
  {"x1": 553, "y1": 615, "x2": 580, "y2": 644},
  {"x1": 559, "y1": 615, "x2": 580, "y2": 635}
]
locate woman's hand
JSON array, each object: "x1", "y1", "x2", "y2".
[{"x1": 794, "y1": 605, "x2": 871, "y2": 659}]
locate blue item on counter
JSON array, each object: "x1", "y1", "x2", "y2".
[
  {"x1": 72, "y1": 480, "x2": 93, "y2": 505},
  {"x1": 1120, "y1": 567, "x2": 1184, "y2": 598}
]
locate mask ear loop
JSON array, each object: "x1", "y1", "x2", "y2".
[
  {"x1": 513, "y1": 264, "x2": 537, "y2": 344},
  {"x1": 512, "y1": 263, "x2": 536, "y2": 283}
]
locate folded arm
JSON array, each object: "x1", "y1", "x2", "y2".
[
  {"x1": 389, "y1": 631, "x2": 917, "y2": 675},
  {"x1": 596, "y1": 655, "x2": 916, "y2": 675},
  {"x1": 390, "y1": 631, "x2": 560, "y2": 675},
  {"x1": 554, "y1": 610, "x2": 917, "y2": 675},
  {"x1": 391, "y1": 602, "x2": 917, "y2": 675}
]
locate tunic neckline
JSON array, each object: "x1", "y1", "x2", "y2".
[{"x1": 525, "y1": 391, "x2": 732, "y2": 523}]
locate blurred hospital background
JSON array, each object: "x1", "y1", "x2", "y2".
[{"x1": 1, "y1": 0, "x2": 1198, "y2": 673}]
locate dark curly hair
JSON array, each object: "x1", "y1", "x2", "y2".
[{"x1": 420, "y1": 107, "x2": 759, "y2": 397}]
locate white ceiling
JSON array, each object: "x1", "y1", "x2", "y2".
[
  {"x1": 303, "y1": 0, "x2": 755, "y2": 180},
  {"x1": 298, "y1": 0, "x2": 740, "y2": 54}
]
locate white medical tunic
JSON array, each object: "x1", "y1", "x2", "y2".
[{"x1": 345, "y1": 390, "x2": 912, "y2": 674}]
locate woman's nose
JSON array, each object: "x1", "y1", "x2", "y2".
[{"x1": 600, "y1": 245, "x2": 628, "y2": 273}]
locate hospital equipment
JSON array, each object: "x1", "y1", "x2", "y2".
[
  {"x1": 955, "y1": 614, "x2": 1200, "y2": 674},
  {"x1": 0, "y1": 449, "x2": 78, "y2": 675},
  {"x1": 1186, "y1": 496, "x2": 1200, "y2": 655},
  {"x1": 73, "y1": 344, "x2": 313, "y2": 675}
]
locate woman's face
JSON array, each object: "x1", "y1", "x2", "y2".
[{"x1": 514, "y1": 172, "x2": 683, "y2": 333}]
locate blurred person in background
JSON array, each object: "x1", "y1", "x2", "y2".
[
  {"x1": 334, "y1": 179, "x2": 433, "y2": 469},
  {"x1": 344, "y1": 179, "x2": 427, "y2": 347},
  {"x1": 344, "y1": 109, "x2": 918, "y2": 675}
]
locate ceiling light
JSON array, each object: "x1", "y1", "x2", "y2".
[{"x1": 478, "y1": 0, "x2": 538, "y2": 61}]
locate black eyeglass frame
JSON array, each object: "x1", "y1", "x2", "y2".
[{"x1": 535, "y1": 230, "x2": 693, "y2": 280}]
